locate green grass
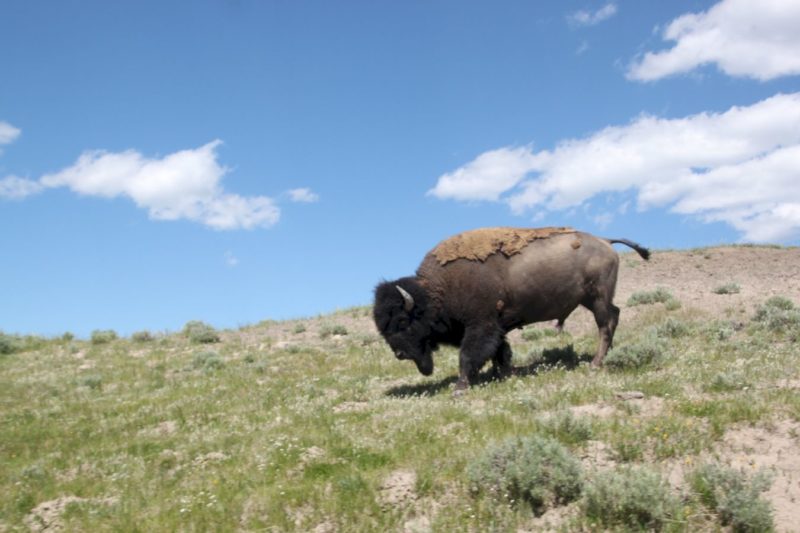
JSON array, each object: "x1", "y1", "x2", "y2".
[{"x1": 1, "y1": 296, "x2": 797, "y2": 530}]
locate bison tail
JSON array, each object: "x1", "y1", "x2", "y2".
[{"x1": 606, "y1": 238, "x2": 650, "y2": 261}]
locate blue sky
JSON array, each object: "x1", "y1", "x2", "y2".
[{"x1": 2, "y1": 0, "x2": 799, "y2": 337}]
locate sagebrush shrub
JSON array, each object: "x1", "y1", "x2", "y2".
[
  {"x1": 762, "y1": 296, "x2": 794, "y2": 311},
  {"x1": 0, "y1": 332, "x2": 18, "y2": 355},
  {"x1": 706, "y1": 371, "x2": 750, "y2": 392},
  {"x1": 79, "y1": 374, "x2": 103, "y2": 390},
  {"x1": 521, "y1": 326, "x2": 558, "y2": 342},
  {"x1": 90, "y1": 330, "x2": 118, "y2": 344},
  {"x1": 713, "y1": 283, "x2": 741, "y2": 295},
  {"x1": 627, "y1": 288, "x2": 674, "y2": 307},
  {"x1": 753, "y1": 296, "x2": 800, "y2": 332},
  {"x1": 467, "y1": 435, "x2": 583, "y2": 514},
  {"x1": 582, "y1": 466, "x2": 682, "y2": 531},
  {"x1": 704, "y1": 320, "x2": 736, "y2": 341},
  {"x1": 527, "y1": 344, "x2": 581, "y2": 368},
  {"x1": 689, "y1": 463, "x2": 773, "y2": 533},
  {"x1": 192, "y1": 351, "x2": 224, "y2": 371},
  {"x1": 131, "y1": 330, "x2": 154, "y2": 342},
  {"x1": 604, "y1": 331, "x2": 666, "y2": 370},
  {"x1": 539, "y1": 411, "x2": 592, "y2": 446},
  {"x1": 319, "y1": 323, "x2": 348, "y2": 339},
  {"x1": 183, "y1": 321, "x2": 220, "y2": 344},
  {"x1": 656, "y1": 317, "x2": 691, "y2": 338}
]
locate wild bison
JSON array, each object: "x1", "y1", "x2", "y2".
[{"x1": 373, "y1": 227, "x2": 650, "y2": 392}]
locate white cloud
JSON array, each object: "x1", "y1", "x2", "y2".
[
  {"x1": 1, "y1": 140, "x2": 280, "y2": 230},
  {"x1": 428, "y1": 147, "x2": 545, "y2": 202},
  {"x1": 287, "y1": 187, "x2": 319, "y2": 203},
  {"x1": 568, "y1": 3, "x2": 618, "y2": 27},
  {"x1": 628, "y1": 0, "x2": 800, "y2": 81},
  {"x1": 0, "y1": 175, "x2": 43, "y2": 199},
  {"x1": 429, "y1": 92, "x2": 800, "y2": 242},
  {"x1": 0, "y1": 121, "x2": 21, "y2": 145}
]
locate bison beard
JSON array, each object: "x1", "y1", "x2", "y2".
[{"x1": 373, "y1": 227, "x2": 650, "y2": 394}]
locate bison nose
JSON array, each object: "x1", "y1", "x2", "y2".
[{"x1": 395, "y1": 351, "x2": 406, "y2": 360}]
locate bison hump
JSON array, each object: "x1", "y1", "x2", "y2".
[{"x1": 431, "y1": 227, "x2": 576, "y2": 266}]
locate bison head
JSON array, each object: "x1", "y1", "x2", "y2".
[{"x1": 373, "y1": 277, "x2": 436, "y2": 376}]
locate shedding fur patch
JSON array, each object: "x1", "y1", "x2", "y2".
[{"x1": 431, "y1": 227, "x2": 576, "y2": 265}]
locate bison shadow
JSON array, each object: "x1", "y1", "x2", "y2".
[{"x1": 384, "y1": 344, "x2": 592, "y2": 398}]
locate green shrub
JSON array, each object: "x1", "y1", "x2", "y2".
[
  {"x1": 753, "y1": 297, "x2": 800, "y2": 332},
  {"x1": 521, "y1": 326, "x2": 558, "y2": 342},
  {"x1": 627, "y1": 288, "x2": 674, "y2": 307},
  {"x1": 713, "y1": 283, "x2": 741, "y2": 295},
  {"x1": 0, "y1": 332, "x2": 19, "y2": 355},
  {"x1": 705, "y1": 320, "x2": 736, "y2": 341},
  {"x1": 689, "y1": 463, "x2": 773, "y2": 532},
  {"x1": 656, "y1": 317, "x2": 691, "y2": 338},
  {"x1": 131, "y1": 330, "x2": 154, "y2": 342},
  {"x1": 706, "y1": 371, "x2": 750, "y2": 392},
  {"x1": 527, "y1": 344, "x2": 581, "y2": 368},
  {"x1": 605, "y1": 332, "x2": 666, "y2": 370},
  {"x1": 762, "y1": 296, "x2": 795, "y2": 311},
  {"x1": 467, "y1": 435, "x2": 583, "y2": 514},
  {"x1": 539, "y1": 411, "x2": 593, "y2": 446},
  {"x1": 582, "y1": 466, "x2": 682, "y2": 531},
  {"x1": 192, "y1": 351, "x2": 225, "y2": 371},
  {"x1": 79, "y1": 374, "x2": 103, "y2": 390},
  {"x1": 292, "y1": 323, "x2": 307, "y2": 334},
  {"x1": 319, "y1": 323, "x2": 348, "y2": 339},
  {"x1": 90, "y1": 330, "x2": 118, "y2": 344},
  {"x1": 183, "y1": 321, "x2": 220, "y2": 344}
]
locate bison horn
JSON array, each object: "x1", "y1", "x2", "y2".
[{"x1": 395, "y1": 285, "x2": 415, "y2": 312}]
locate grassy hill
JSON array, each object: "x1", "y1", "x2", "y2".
[{"x1": 2, "y1": 246, "x2": 800, "y2": 532}]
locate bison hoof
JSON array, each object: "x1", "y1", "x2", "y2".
[{"x1": 453, "y1": 380, "x2": 470, "y2": 397}]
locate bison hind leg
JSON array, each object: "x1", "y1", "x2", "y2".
[{"x1": 587, "y1": 298, "x2": 620, "y2": 367}]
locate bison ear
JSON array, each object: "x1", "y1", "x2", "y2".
[{"x1": 395, "y1": 285, "x2": 415, "y2": 312}]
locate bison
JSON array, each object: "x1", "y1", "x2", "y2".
[{"x1": 373, "y1": 227, "x2": 650, "y2": 392}]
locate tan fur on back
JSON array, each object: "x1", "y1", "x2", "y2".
[{"x1": 431, "y1": 227, "x2": 576, "y2": 265}]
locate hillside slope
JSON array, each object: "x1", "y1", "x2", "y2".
[{"x1": 1, "y1": 245, "x2": 799, "y2": 532}]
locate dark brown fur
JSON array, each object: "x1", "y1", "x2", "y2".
[{"x1": 373, "y1": 228, "x2": 649, "y2": 392}]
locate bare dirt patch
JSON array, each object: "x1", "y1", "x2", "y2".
[
  {"x1": 24, "y1": 496, "x2": 116, "y2": 532},
  {"x1": 660, "y1": 419, "x2": 800, "y2": 532},
  {"x1": 718, "y1": 420, "x2": 800, "y2": 532},
  {"x1": 379, "y1": 470, "x2": 418, "y2": 510}
]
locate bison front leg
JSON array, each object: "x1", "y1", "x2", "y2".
[
  {"x1": 454, "y1": 324, "x2": 503, "y2": 394},
  {"x1": 492, "y1": 340, "x2": 513, "y2": 380}
]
